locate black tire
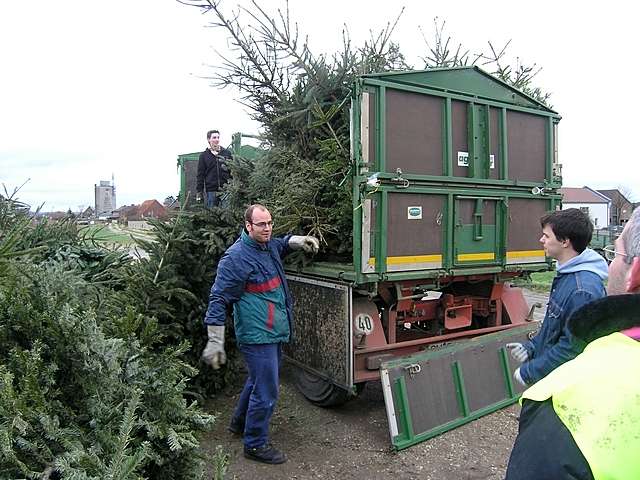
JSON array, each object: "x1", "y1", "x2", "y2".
[{"x1": 293, "y1": 368, "x2": 363, "y2": 407}]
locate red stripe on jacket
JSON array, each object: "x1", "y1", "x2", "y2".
[{"x1": 245, "y1": 275, "x2": 282, "y2": 293}]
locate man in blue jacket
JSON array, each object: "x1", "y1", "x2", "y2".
[
  {"x1": 201, "y1": 204, "x2": 319, "y2": 464},
  {"x1": 506, "y1": 208, "x2": 608, "y2": 386}
]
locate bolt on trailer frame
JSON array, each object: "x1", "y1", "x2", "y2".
[{"x1": 284, "y1": 67, "x2": 561, "y2": 445}]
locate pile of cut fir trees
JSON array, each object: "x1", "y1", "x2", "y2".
[{"x1": 0, "y1": 193, "x2": 243, "y2": 479}]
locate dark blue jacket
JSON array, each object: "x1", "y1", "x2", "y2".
[
  {"x1": 196, "y1": 147, "x2": 232, "y2": 194},
  {"x1": 520, "y1": 249, "x2": 607, "y2": 385},
  {"x1": 506, "y1": 399, "x2": 593, "y2": 480},
  {"x1": 204, "y1": 230, "x2": 293, "y2": 344}
]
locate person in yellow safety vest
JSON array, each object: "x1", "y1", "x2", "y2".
[{"x1": 506, "y1": 207, "x2": 640, "y2": 480}]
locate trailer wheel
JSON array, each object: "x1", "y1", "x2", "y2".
[{"x1": 294, "y1": 368, "x2": 362, "y2": 407}]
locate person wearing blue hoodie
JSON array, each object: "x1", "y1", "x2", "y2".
[{"x1": 506, "y1": 208, "x2": 608, "y2": 387}]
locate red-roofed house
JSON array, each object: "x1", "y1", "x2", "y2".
[
  {"x1": 137, "y1": 200, "x2": 167, "y2": 220},
  {"x1": 115, "y1": 201, "x2": 167, "y2": 229},
  {"x1": 560, "y1": 187, "x2": 610, "y2": 229}
]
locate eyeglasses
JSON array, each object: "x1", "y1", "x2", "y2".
[
  {"x1": 602, "y1": 244, "x2": 632, "y2": 264},
  {"x1": 251, "y1": 221, "x2": 274, "y2": 229}
]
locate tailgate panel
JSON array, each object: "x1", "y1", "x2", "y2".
[{"x1": 381, "y1": 324, "x2": 537, "y2": 450}]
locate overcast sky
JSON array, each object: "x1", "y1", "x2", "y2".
[{"x1": 1, "y1": 1, "x2": 638, "y2": 211}]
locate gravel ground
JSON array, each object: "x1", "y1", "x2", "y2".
[{"x1": 200, "y1": 289, "x2": 549, "y2": 480}]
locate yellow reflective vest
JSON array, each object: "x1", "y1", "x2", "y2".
[{"x1": 522, "y1": 332, "x2": 640, "y2": 480}]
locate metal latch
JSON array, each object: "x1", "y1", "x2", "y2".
[{"x1": 391, "y1": 168, "x2": 410, "y2": 188}]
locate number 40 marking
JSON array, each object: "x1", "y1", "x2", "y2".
[{"x1": 356, "y1": 313, "x2": 373, "y2": 334}]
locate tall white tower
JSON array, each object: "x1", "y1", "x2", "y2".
[{"x1": 94, "y1": 177, "x2": 116, "y2": 216}]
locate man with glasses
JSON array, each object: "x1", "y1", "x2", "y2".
[
  {"x1": 201, "y1": 204, "x2": 319, "y2": 464},
  {"x1": 506, "y1": 208, "x2": 608, "y2": 387},
  {"x1": 506, "y1": 207, "x2": 640, "y2": 479}
]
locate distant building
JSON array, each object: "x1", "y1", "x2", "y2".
[
  {"x1": 123, "y1": 200, "x2": 167, "y2": 230},
  {"x1": 94, "y1": 178, "x2": 116, "y2": 216},
  {"x1": 114, "y1": 200, "x2": 168, "y2": 228},
  {"x1": 137, "y1": 199, "x2": 167, "y2": 220},
  {"x1": 560, "y1": 186, "x2": 610, "y2": 229},
  {"x1": 80, "y1": 206, "x2": 94, "y2": 218},
  {"x1": 114, "y1": 205, "x2": 137, "y2": 224},
  {"x1": 597, "y1": 189, "x2": 634, "y2": 227},
  {"x1": 45, "y1": 211, "x2": 69, "y2": 221}
]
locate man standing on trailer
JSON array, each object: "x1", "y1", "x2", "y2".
[
  {"x1": 201, "y1": 204, "x2": 319, "y2": 464},
  {"x1": 506, "y1": 207, "x2": 640, "y2": 479},
  {"x1": 196, "y1": 129, "x2": 233, "y2": 207},
  {"x1": 506, "y1": 208, "x2": 608, "y2": 386}
]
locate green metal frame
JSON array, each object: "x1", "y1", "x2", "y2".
[
  {"x1": 176, "y1": 152, "x2": 200, "y2": 204},
  {"x1": 348, "y1": 182, "x2": 558, "y2": 283},
  {"x1": 343, "y1": 67, "x2": 560, "y2": 286}
]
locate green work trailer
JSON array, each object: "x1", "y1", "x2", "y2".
[
  {"x1": 177, "y1": 67, "x2": 561, "y2": 449},
  {"x1": 283, "y1": 66, "x2": 560, "y2": 449}
]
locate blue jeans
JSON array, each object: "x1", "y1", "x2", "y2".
[
  {"x1": 232, "y1": 343, "x2": 282, "y2": 448},
  {"x1": 205, "y1": 191, "x2": 220, "y2": 207}
]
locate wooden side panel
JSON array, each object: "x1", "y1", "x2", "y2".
[
  {"x1": 506, "y1": 198, "x2": 549, "y2": 264},
  {"x1": 451, "y1": 100, "x2": 470, "y2": 178},
  {"x1": 507, "y1": 111, "x2": 546, "y2": 182},
  {"x1": 386, "y1": 193, "x2": 445, "y2": 271},
  {"x1": 385, "y1": 89, "x2": 443, "y2": 176}
]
